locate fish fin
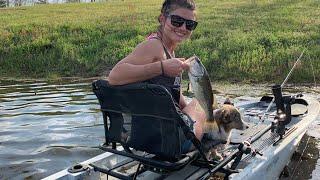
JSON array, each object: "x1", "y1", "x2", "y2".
[
  {"x1": 203, "y1": 121, "x2": 218, "y2": 132},
  {"x1": 187, "y1": 82, "x2": 191, "y2": 93}
]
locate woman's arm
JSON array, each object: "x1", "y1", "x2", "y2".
[
  {"x1": 107, "y1": 40, "x2": 163, "y2": 85},
  {"x1": 108, "y1": 39, "x2": 189, "y2": 85},
  {"x1": 108, "y1": 60, "x2": 163, "y2": 85}
]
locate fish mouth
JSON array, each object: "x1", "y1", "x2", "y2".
[{"x1": 188, "y1": 57, "x2": 205, "y2": 77}]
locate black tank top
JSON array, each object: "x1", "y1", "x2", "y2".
[{"x1": 143, "y1": 37, "x2": 181, "y2": 106}]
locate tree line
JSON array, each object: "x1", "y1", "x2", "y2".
[{"x1": 0, "y1": 0, "x2": 97, "y2": 7}]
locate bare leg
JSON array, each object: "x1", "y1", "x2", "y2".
[{"x1": 182, "y1": 98, "x2": 206, "y2": 140}]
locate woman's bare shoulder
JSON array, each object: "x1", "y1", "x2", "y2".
[
  {"x1": 116, "y1": 38, "x2": 165, "y2": 65},
  {"x1": 131, "y1": 39, "x2": 165, "y2": 61}
]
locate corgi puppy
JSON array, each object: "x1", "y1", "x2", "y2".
[{"x1": 202, "y1": 103, "x2": 249, "y2": 160}]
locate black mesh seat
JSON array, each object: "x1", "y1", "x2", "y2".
[{"x1": 91, "y1": 80, "x2": 203, "y2": 173}]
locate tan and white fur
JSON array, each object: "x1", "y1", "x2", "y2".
[{"x1": 202, "y1": 102, "x2": 249, "y2": 160}]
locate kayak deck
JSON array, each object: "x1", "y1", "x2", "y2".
[{"x1": 44, "y1": 89, "x2": 319, "y2": 180}]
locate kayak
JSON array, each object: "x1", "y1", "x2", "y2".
[
  {"x1": 229, "y1": 95, "x2": 320, "y2": 180},
  {"x1": 229, "y1": 97, "x2": 320, "y2": 180},
  {"x1": 44, "y1": 84, "x2": 320, "y2": 180}
]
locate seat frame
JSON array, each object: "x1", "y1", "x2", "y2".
[{"x1": 90, "y1": 80, "x2": 215, "y2": 178}]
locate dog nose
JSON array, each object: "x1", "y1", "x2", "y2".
[{"x1": 246, "y1": 125, "x2": 249, "y2": 129}]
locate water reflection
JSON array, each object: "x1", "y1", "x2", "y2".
[
  {"x1": 0, "y1": 79, "x2": 104, "y2": 179},
  {"x1": 279, "y1": 135, "x2": 319, "y2": 180}
]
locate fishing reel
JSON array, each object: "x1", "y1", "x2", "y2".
[{"x1": 271, "y1": 85, "x2": 295, "y2": 138}]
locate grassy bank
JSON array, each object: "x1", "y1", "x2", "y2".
[{"x1": 0, "y1": 0, "x2": 319, "y2": 82}]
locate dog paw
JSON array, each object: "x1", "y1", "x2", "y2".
[
  {"x1": 212, "y1": 153, "x2": 223, "y2": 161},
  {"x1": 207, "y1": 149, "x2": 223, "y2": 161}
]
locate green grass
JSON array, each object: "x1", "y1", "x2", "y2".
[{"x1": 0, "y1": 0, "x2": 319, "y2": 83}]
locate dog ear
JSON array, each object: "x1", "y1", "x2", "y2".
[
  {"x1": 224, "y1": 98, "x2": 234, "y2": 106},
  {"x1": 214, "y1": 109, "x2": 223, "y2": 122},
  {"x1": 215, "y1": 108, "x2": 230, "y2": 123}
]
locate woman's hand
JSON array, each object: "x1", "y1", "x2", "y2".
[{"x1": 162, "y1": 58, "x2": 189, "y2": 77}]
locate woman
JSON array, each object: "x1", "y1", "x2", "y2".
[{"x1": 108, "y1": 0, "x2": 206, "y2": 152}]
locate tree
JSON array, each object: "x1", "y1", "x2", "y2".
[
  {"x1": 36, "y1": 0, "x2": 47, "y2": 4},
  {"x1": 14, "y1": 0, "x2": 22, "y2": 6},
  {"x1": 0, "y1": 0, "x2": 6, "y2": 7}
]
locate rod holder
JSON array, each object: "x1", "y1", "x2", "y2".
[{"x1": 272, "y1": 85, "x2": 285, "y2": 113}]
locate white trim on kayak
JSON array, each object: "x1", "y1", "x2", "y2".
[{"x1": 43, "y1": 147, "x2": 123, "y2": 180}]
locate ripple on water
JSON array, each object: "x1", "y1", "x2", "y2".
[{"x1": 0, "y1": 80, "x2": 106, "y2": 178}]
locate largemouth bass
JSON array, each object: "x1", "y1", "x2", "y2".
[{"x1": 187, "y1": 55, "x2": 216, "y2": 121}]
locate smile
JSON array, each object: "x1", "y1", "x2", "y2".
[{"x1": 174, "y1": 30, "x2": 186, "y2": 37}]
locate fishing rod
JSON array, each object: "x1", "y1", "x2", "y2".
[
  {"x1": 246, "y1": 49, "x2": 306, "y2": 143},
  {"x1": 257, "y1": 49, "x2": 306, "y2": 123},
  {"x1": 205, "y1": 49, "x2": 306, "y2": 177}
]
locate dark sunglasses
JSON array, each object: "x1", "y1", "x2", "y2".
[{"x1": 168, "y1": 14, "x2": 198, "y2": 31}]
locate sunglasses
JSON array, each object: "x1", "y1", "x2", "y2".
[{"x1": 168, "y1": 14, "x2": 198, "y2": 31}]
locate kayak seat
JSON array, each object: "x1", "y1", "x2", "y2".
[{"x1": 91, "y1": 79, "x2": 200, "y2": 174}]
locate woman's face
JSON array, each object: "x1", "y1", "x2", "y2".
[{"x1": 162, "y1": 8, "x2": 196, "y2": 44}]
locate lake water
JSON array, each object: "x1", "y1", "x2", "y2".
[{"x1": 0, "y1": 79, "x2": 319, "y2": 179}]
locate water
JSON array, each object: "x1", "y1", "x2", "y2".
[
  {"x1": 0, "y1": 79, "x2": 104, "y2": 179},
  {"x1": 0, "y1": 79, "x2": 319, "y2": 179}
]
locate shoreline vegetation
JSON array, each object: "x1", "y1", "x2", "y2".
[{"x1": 0, "y1": 0, "x2": 319, "y2": 83}]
